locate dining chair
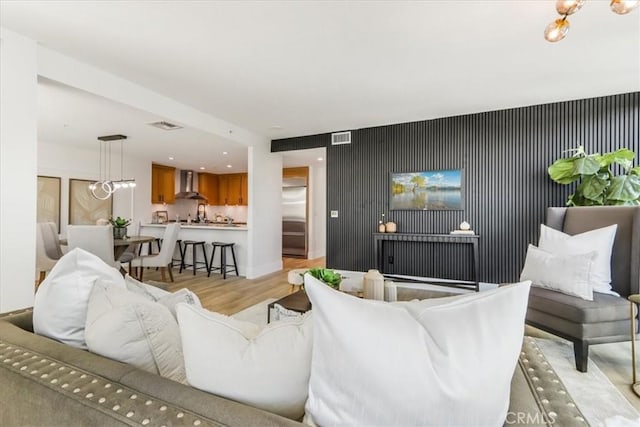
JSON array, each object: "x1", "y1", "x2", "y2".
[
  {"x1": 118, "y1": 222, "x2": 139, "y2": 270},
  {"x1": 66, "y1": 225, "x2": 119, "y2": 268},
  {"x1": 130, "y1": 223, "x2": 180, "y2": 282},
  {"x1": 35, "y1": 222, "x2": 63, "y2": 287}
]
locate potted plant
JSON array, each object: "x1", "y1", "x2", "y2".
[
  {"x1": 109, "y1": 216, "x2": 132, "y2": 239},
  {"x1": 304, "y1": 267, "x2": 342, "y2": 289},
  {"x1": 548, "y1": 146, "x2": 640, "y2": 206}
]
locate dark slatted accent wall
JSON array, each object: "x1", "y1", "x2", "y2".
[{"x1": 272, "y1": 92, "x2": 640, "y2": 283}]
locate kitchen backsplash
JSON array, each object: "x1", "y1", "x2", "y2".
[{"x1": 151, "y1": 200, "x2": 248, "y2": 223}]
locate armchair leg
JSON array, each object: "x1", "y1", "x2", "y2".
[
  {"x1": 573, "y1": 340, "x2": 589, "y2": 372},
  {"x1": 167, "y1": 264, "x2": 174, "y2": 282}
]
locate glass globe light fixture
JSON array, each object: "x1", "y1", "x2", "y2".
[
  {"x1": 556, "y1": 0, "x2": 585, "y2": 15},
  {"x1": 544, "y1": 18, "x2": 571, "y2": 42},
  {"x1": 610, "y1": 0, "x2": 640, "y2": 14}
]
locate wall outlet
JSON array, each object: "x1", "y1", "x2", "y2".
[{"x1": 330, "y1": 210, "x2": 339, "y2": 218}]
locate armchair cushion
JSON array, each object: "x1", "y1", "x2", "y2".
[{"x1": 528, "y1": 287, "x2": 629, "y2": 324}]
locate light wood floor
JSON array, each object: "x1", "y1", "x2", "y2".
[
  {"x1": 140, "y1": 258, "x2": 638, "y2": 411},
  {"x1": 137, "y1": 256, "x2": 324, "y2": 315}
]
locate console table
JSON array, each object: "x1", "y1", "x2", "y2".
[{"x1": 373, "y1": 233, "x2": 480, "y2": 292}]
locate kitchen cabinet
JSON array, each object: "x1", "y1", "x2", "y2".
[
  {"x1": 197, "y1": 172, "x2": 218, "y2": 203},
  {"x1": 151, "y1": 164, "x2": 175, "y2": 204},
  {"x1": 216, "y1": 173, "x2": 248, "y2": 205}
]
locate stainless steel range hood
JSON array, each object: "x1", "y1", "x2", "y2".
[{"x1": 175, "y1": 170, "x2": 207, "y2": 200}]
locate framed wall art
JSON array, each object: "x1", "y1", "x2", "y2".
[
  {"x1": 390, "y1": 169, "x2": 463, "y2": 210},
  {"x1": 69, "y1": 178, "x2": 113, "y2": 225},
  {"x1": 37, "y1": 175, "x2": 61, "y2": 231}
]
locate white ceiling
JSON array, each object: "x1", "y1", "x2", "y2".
[{"x1": 2, "y1": 1, "x2": 639, "y2": 170}]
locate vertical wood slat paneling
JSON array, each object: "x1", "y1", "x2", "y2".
[{"x1": 272, "y1": 93, "x2": 640, "y2": 283}]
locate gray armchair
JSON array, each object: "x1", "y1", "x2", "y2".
[{"x1": 526, "y1": 206, "x2": 640, "y2": 372}]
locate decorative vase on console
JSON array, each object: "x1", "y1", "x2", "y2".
[
  {"x1": 385, "y1": 221, "x2": 397, "y2": 233},
  {"x1": 377, "y1": 213, "x2": 386, "y2": 233}
]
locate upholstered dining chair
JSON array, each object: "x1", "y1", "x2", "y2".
[
  {"x1": 35, "y1": 222, "x2": 64, "y2": 287},
  {"x1": 130, "y1": 223, "x2": 180, "y2": 282},
  {"x1": 526, "y1": 206, "x2": 640, "y2": 372},
  {"x1": 66, "y1": 225, "x2": 118, "y2": 268}
]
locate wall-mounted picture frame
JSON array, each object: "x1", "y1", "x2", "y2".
[
  {"x1": 69, "y1": 178, "x2": 113, "y2": 225},
  {"x1": 390, "y1": 169, "x2": 463, "y2": 210},
  {"x1": 37, "y1": 175, "x2": 61, "y2": 232}
]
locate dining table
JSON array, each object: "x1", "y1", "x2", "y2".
[{"x1": 60, "y1": 235, "x2": 156, "y2": 260}]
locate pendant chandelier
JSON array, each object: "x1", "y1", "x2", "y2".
[
  {"x1": 89, "y1": 134, "x2": 137, "y2": 200},
  {"x1": 544, "y1": 0, "x2": 639, "y2": 43}
]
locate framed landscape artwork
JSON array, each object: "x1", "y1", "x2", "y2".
[
  {"x1": 69, "y1": 178, "x2": 113, "y2": 224},
  {"x1": 390, "y1": 169, "x2": 463, "y2": 210},
  {"x1": 37, "y1": 176, "x2": 61, "y2": 231}
]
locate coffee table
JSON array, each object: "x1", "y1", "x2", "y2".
[{"x1": 266, "y1": 290, "x2": 311, "y2": 323}]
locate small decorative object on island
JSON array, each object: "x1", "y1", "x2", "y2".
[
  {"x1": 305, "y1": 268, "x2": 342, "y2": 289},
  {"x1": 460, "y1": 221, "x2": 471, "y2": 230},
  {"x1": 363, "y1": 269, "x2": 385, "y2": 300},
  {"x1": 109, "y1": 216, "x2": 131, "y2": 239},
  {"x1": 385, "y1": 221, "x2": 397, "y2": 233},
  {"x1": 548, "y1": 146, "x2": 640, "y2": 206}
]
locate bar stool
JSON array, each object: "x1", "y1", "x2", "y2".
[
  {"x1": 208, "y1": 242, "x2": 238, "y2": 279},
  {"x1": 179, "y1": 240, "x2": 209, "y2": 275},
  {"x1": 138, "y1": 238, "x2": 162, "y2": 256},
  {"x1": 171, "y1": 239, "x2": 184, "y2": 269}
]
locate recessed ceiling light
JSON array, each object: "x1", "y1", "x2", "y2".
[
  {"x1": 226, "y1": 164, "x2": 232, "y2": 168},
  {"x1": 270, "y1": 125, "x2": 283, "y2": 130},
  {"x1": 168, "y1": 157, "x2": 174, "y2": 160},
  {"x1": 199, "y1": 166, "x2": 205, "y2": 170},
  {"x1": 222, "y1": 151, "x2": 228, "y2": 155},
  {"x1": 317, "y1": 157, "x2": 324, "y2": 161}
]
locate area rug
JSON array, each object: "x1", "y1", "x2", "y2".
[{"x1": 232, "y1": 300, "x2": 639, "y2": 426}]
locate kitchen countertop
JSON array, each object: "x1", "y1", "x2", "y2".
[{"x1": 144, "y1": 223, "x2": 248, "y2": 231}]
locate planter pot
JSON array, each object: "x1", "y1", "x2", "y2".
[{"x1": 113, "y1": 227, "x2": 127, "y2": 239}]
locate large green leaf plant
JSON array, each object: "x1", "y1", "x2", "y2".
[{"x1": 548, "y1": 146, "x2": 640, "y2": 206}]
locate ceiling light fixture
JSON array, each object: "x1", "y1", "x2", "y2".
[
  {"x1": 89, "y1": 135, "x2": 136, "y2": 200},
  {"x1": 169, "y1": 156, "x2": 174, "y2": 160},
  {"x1": 317, "y1": 157, "x2": 324, "y2": 161},
  {"x1": 222, "y1": 151, "x2": 228, "y2": 155},
  {"x1": 226, "y1": 164, "x2": 232, "y2": 168},
  {"x1": 544, "y1": 0, "x2": 638, "y2": 42},
  {"x1": 200, "y1": 167, "x2": 206, "y2": 170}
]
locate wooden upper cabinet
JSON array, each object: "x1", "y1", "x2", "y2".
[
  {"x1": 217, "y1": 174, "x2": 230, "y2": 205},
  {"x1": 240, "y1": 173, "x2": 248, "y2": 206},
  {"x1": 197, "y1": 172, "x2": 218, "y2": 204},
  {"x1": 151, "y1": 164, "x2": 175, "y2": 204},
  {"x1": 215, "y1": 173, "x2": 248, "y2": 205}
]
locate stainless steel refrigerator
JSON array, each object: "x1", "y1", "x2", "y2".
[{"x1": 282, "y1": 178, "x2": 307, "y2": 258}]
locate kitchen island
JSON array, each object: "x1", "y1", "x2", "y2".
[{"x1": 140, "y1": 223, "x2": 247, "y2": 276}]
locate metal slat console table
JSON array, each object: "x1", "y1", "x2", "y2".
[{"x1": 373, "y1": 233, "x2": 480, "y2": 292}]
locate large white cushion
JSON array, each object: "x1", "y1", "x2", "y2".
[
  {"x1": 538, "y1": 224, "x2": 617, "y2": 295},
  {"x1": 124, "y1": 274, "x2": 202, "y2": 318},
  {"x1": 33, "y1": 248, "x2": 126, "y2": 349},
  {"x1": 303, "y1": 274, "x2": 531, "y2": 427},
  {"x1": 85, "y1": 279, "x2": 187, "y2": 383},
  {"x1": 520, "y1": 244, "x2": 596, "y2": 301},
  {"x1": 176, "y1": 304, "x2": 313, "y2": 419}
]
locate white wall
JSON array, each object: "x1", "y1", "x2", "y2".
[
  {"x1": 308, "y1": 163, "x2": 326, "y2": 260},
  {"x1": 247, "y1": 144, "x2": 283, "y2": 278},
  {"x1": 0, "y1": 28, "x2": 38, "y2": 311},
  {"x1": 38, "y1": 141, "x2": 152, "y2": 236}
]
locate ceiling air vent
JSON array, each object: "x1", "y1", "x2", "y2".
[
  {"x1": 148, "y1": 121, "x2": 183, "y2": 131},
  {"x1": 331, "y1": 131, "x2": 351, "y2": 145}
]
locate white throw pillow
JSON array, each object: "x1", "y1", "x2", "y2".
[
  {"x1": 303, "y1": 274, "x2": 531, "y2": 427},
  {"x1": 520, "y1": 244, "x2": 596, "y2": 301},
  {"x1": 85, "y1": 279, "x2": 187, "y2": 383},
  {"x1": 176, "y1": 304, "x2": 313, "y2": 419},
  {"x1": 538, "y1": 224, "x2": 617, "y2": 295},
  {"x1": 124, "y1": 275, "x2": 201, "y2": 318},
  {"x1": 33, "y1": 248, "x2": 126, "y2": 349}
]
